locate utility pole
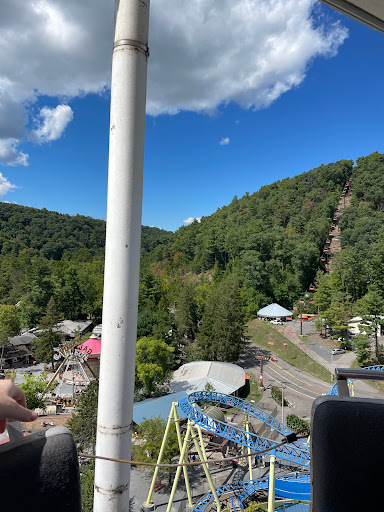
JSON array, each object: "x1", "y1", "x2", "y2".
[
  {"x1": 281, "y1": 383, "x2": 286, "y2": 424},
  {"x1": 94, "y1": 1, "x2": 150, "y2": 510},
  {"x1": 299, "y1": 300, "x2": 304, "y2": 336}
]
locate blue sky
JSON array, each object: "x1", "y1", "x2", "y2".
[{"x1": 1, "y1": 1, "x2": 384, "y2": 232}]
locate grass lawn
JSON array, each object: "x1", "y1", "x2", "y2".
[
  {"x1": 247, "y1": 319, "x2": 332, "y2": 384},
  {"x1": 240, "y1": 375, "x2": 263, "y2": 403}
]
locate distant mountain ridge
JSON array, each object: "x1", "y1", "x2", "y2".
[
  {"x1": 0, "y1": 152, "x2": 383, "y2": 327},
  {"x1": 0, "y1": 203, "x2": 171, "y2": 260}
]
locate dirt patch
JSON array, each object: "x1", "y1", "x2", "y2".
[{"x1": 23, "y1": 413, "x2": 72, "y2": 431}]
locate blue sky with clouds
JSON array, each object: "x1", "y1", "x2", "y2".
[{"x1": 1, "y1": 1, "x2": 383, "y2": 232}]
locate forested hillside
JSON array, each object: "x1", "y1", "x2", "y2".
[
  {"x1": 0, "y1": 204, "x2": 171, "y2": 326},
  {"x1": 153, "y1": 159, "x2": 353, "y2": 315},
  {"x1": 314, "y1": 153, "x2": 384, "y2": 363},
  {"x1": 1, "y1": 152, "x2": 383, "y2": 353}
]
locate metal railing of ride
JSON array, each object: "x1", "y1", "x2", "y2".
[{"x1": 327, "y1": 364, "x2": 384, "y2": 395}]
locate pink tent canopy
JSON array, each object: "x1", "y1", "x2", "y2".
[{"x1": 78, "y1": 337, "x2": 101, "y2": 356}]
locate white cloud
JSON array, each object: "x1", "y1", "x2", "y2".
[
  {"x1": 31, "y1": 105, "x2": 74, "y2": 144},
  {"x1": 183, "y1": 217, "x2": 201, "y2": 225},
  {"x1": 147, "y1": 0, "x2": 348, "y2": 115},
  {"x1": 0, "y1": 0, "x2": 347, "y2": 163},
  {"x1": 0, "y1": 173, "x2": 17, "y2": 196},
  {"x1": 220, "y1": 137, "x2": 230, "y2": 146},
  {"x1": 0, "y1": 139, "x2": 29, "y2": 166}
]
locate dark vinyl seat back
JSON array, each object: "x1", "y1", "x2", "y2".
[
  {"x1": 311, "y1": 394, "x2": 384, "y2": 511},
  {"x1": 0, "y1": 426, "x2": 81, "y2": 510}
]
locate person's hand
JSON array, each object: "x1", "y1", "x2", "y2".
[{"x1": 0, "y1": 380, "x2": 38, "y2": 434}]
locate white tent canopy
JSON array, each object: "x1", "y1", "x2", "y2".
[
  {"x1": 257, "y1": 303, "x2": 293, "y2": 319},
  {"x1": 170, "y1": 361, "x2": 245, "y2": 395}
]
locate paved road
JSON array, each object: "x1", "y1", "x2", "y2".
[
  {"x1": 13, "y1": 362, "x2": 46, "y2": 385},
  {"x1": 239, "y1": 336, "x2": 384, "y2": 421},
  {"x1": 239, "y1": 340, "x2": 330, "y2": 419}
]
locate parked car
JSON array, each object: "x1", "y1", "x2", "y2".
[
  {"x1": 270, "y1": 319, "x2": 283, "y2": 325},
  {"x1": 331, "y1": 348, "x2": 345, "y2": 356}
]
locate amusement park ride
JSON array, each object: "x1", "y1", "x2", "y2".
[
  {"x1": 1, "y1": 1, "x2": 383, "y2": 510},
  {"x1": 42, "y1": 340, "x2": 97, "y2": 404},
  {"x1": 139, "y1": 366, "x2": 384, "y2": 512}
]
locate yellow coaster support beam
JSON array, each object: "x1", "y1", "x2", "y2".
[
  {"x1": 191, "y1": 422, "x2": 221, "y2": 512},
  {"x1": 146, "y1": 402, "x2": 178, "y2": 506},
  {"x1": 267, "y1": 453, "x2": 276, "y2": 512},
  {"x1": 166, "y1": 422, "x2": 193, "y2": 512},
  {"x1": 244, "y1": 413, "x2": 253, "y2": 481},
  {"x1": 173, "y1": 404, "x2": 193, "y2": 507}
]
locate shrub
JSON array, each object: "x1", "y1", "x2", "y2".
[
  {"x1": 286, "y1": 413, "x2": 310, "y2": 435},
  {"x1": 271, "y1": 386, "x2": 288, "y2": 406}
]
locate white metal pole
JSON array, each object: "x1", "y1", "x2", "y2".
[{"x1": 94, "y1": 1, "x2": 150, "y2": 510}]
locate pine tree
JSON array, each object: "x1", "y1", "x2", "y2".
[
  {"x1": 174, "y1": 281, "x2": 199, "y2": 338},
  {"x1": 0, "y1": 305, "x2": 21, "y2": 369},
  {"x1": 198, "y1": 277, "x2": 245, "y2": 362},
  {"x1": 33, "y1": 297, "x2": 62, "y2": 368},
  {"x1": 67, "y1": 379, "x2": 99, "y2": 453},
  {"x1": 356, "y1": 288, "x2": 384, "y2": 362}
]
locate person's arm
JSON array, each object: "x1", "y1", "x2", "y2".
[{"x1": 0, "y1": 380, "x2": 38, "y2": 434}]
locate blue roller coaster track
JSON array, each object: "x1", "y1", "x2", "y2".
[
  {"x1": 178, "y1": 392, "x2": 310, "y2": 467},
  {"x1": 177, "y1": 390, "x2": 310, "y2": 511},
  {"x1": 192, "y1": 474, "x2": 311, "y2": 511},
  {"x1": 177, "y1": 365, "x2": 384, "y2": 510}
]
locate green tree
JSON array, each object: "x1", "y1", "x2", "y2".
[
  {"x1": 0, "y1": 304, "x2": 21, "y2": 368},
  {"x1": 135, "y1": 337, "x2": 175, "y2": 397},
  {"x1": 80, "y1": 460, "x2": 95, "y2": 512},
  {"x1": 198, "y1": 277, "x2": 245, "y2": 362},
  {"x1": 356, "y1": 288, "x2": 384, "y2": 362},
  {"x1": 313, "y1": 273, "x2": 332, "y2": 315},
  {"x1": 354, "y1": 334, "x2": 371, "y2": 366},
  {"x1": 33, "y1": 297, "x2": 62, "y2": 368},
  {"x1": 67, "y1": 379, "x2": 99, "y2": 453},
  {"x1": 19, "y1": 370, "x2": 50, "y2": 410},
  {"x1": 132, "y1": 415, "x2": 179, "y2": 485},
  {"x1": 324, "y1": 292, "x2": 352, "y2": 340},
  {"x1": 245, "y1": 503, "x2": 264, "y2": 512},
  {"x1": 174, "y1": 281, "x2": 199, "y2": 338}
]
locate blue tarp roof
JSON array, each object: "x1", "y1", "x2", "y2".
[{"x1": 133, "y1": 392, "x2": 188, "y2": 425}]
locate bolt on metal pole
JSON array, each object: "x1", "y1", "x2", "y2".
[{"x1": 93, "y1": 1, "x2": 150, "y2": 510}]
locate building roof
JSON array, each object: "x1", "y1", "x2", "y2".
[
  {"x1": 56, "y1": 320, "x2": 93, "y2": 337},
  {"x1": 170, "y1": 361, "x2": 245, "y2": 395},
  {"x1": 132, "y1": 392, "x2": 187, "y2": 425},
  {"x1": 92, "y1": 324, "x2": 102, "y2": 335},
  {"x1": 349, "y1": 316, "x2": 384, "y2": 323},
  {"x1": 257, "y1": 303, "x2": 293, "y2": 318},
  {"x1": 9, "y1": 332, "x2": 36, "y2": 346},
  {"x1": 78, "y1": 337, "x2": 101, "y2": 355},
  {"x1": 2, "y1": 345, "x2": 32, "y2": 360}
]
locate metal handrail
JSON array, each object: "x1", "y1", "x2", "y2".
[{"x1": 335, "y1": 367, "x2": 384, "y2": 397}]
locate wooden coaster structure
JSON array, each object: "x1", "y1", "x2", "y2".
[{"x1": 42, "y1": 341, "x2": 96, "y2": 398}]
